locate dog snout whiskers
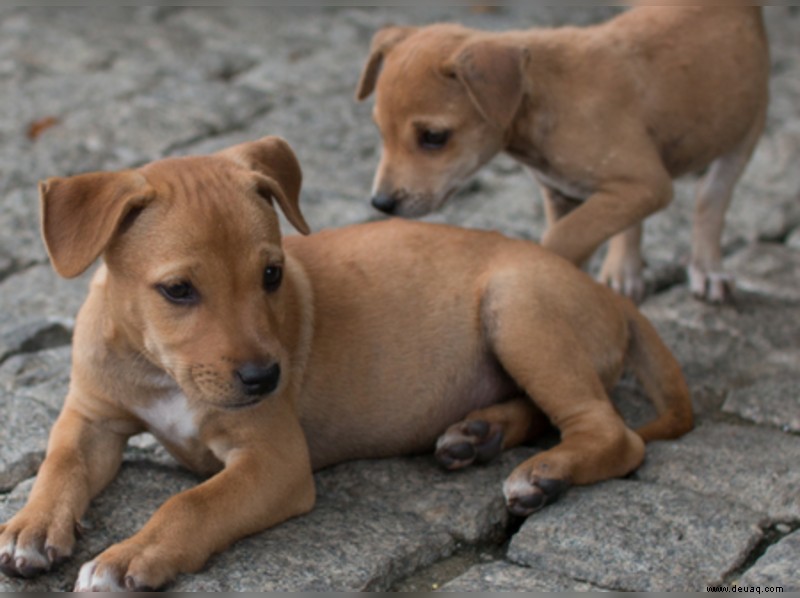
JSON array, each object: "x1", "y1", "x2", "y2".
[{"x1": 235, "y1": 362, "x2": 281, "y2": 397}]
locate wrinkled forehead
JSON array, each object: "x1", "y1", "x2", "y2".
[
  {"x1": 121, "y1": 156, "x2": 282, "y2": 257},
  {"x1": 376, "y1": 35, "x2": 472, "y2": 118},
  {"x1": 140, "y1": 155, "x2": 249, "y2": 204}
]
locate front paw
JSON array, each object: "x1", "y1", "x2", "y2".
[
  {"x1": 0, "y1": 511, "x2": 77, "y2": 579},
  {"x1": 598, "y1": 255, "x2": 646, "y2": 304},
  {"x1": 74, "y1": 541, "x2": 174, "y2": 592}
]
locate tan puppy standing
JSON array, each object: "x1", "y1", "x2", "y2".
[
  {"x1": 0, "y1": 138, "x2": 691, "y2": 591},
  {"x1": 356, "y1": 6, "x2": 769, "y2": 303}
]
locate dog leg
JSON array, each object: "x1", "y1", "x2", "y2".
[
  {"x1": 435, "y1": 397, "x2": 550, "y2": 470},
  {"x1": 541, "y1": 166, "x2": 672, "y2": 267},
  {"x1": 539, "y1": 184, "x2": 581, "y2": 228},
  {"x1": 483, "y1": 283, "x2": 645, "y2": 516},
  {"x1": 689, "y1": 111, "x2": 766, "y2": 303},
  {"x1": 0, "y1": 406, "x2": 129, "y2": 578},
  {"x1": 597, "y1": 224, "x2": 646, "y2": 303},
  {"x1": 73, "y1": 399, "x2": 315, "y2": 592}
]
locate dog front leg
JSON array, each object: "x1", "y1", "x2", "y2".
[
  {"x1": 598, "y1": 224, "x2": 647, "y2": 303},
  {"x1": 538, "y1": 184, "x2": 581, "y2": 228},
  {"x1": 0, "y1": 405, "x2": 129, "y2": 578},
  {"x1": 541, "y1": 174, "x2": 672, "y2": 268},
  {"x1": 73, "y1": 401, "x2": 315, "y2": 592}
]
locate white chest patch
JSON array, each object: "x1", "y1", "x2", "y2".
[{"x1": 133, "y1": 392, "x2": 198, "y2": 446}]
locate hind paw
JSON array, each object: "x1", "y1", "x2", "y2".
[
  {"x1": 688, "y1": 265, "x2": 734, "y2": 303},
  {"x1": 435, "y1": 419, "x2": 504, "y2": 470},
  {"x1": 503, "y1": 476, "x2": 570, "y2": 517}
]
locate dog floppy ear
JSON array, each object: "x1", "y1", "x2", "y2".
[
  {"x1": 39, "y1": 171, "x2": 155, "y2": 278},
  {"x1": 355, "y1": 25, "x2": 418, "y2": 101},
  {"x1": 219, "y1": 136, "x2": 310, "y2": 235},
  {"x1": 447, "y1": 40, "x2": 528, "y2": 130}
]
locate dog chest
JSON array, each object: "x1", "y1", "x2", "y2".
[{"x1": 132, "y1": 392, "x2": 198, "y2": 446}]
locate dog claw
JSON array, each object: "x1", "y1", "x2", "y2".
[
  {"x1": 688, "y1": 265, "x2": 734, "y2": 303},
  {"x1": 438, "y1": 442, "x2": 476, "y2": 465},
  {"x1": 507, "y1": 491, "x2": 546, "y2": 516},
  {"x1": 0, "y1": 553, "x2": 17, "y2": 578},
  {"x1": 125, "y1": 575, "x2": 155, "y2": 592},
  {"x1": 15, "y1": 557, "x2": 48, "y2": 579}
]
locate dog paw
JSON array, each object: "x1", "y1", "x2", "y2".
[
  {"x1": 0, "y1": 513, "x2": 76, "y2": 579},
  {"x1": 688, "y1": 264, "x2": 734, "y2": 303},
  {"x1": 502, "y1": 475, "x2": 569, "y2": 517},
  {"x1": 435, "y1": 419, "x2": 504, "y2": 470},
  {"x1": 74, "y1": 542, "x2": 171, "y2": 592},
  {"x1": 598, "y1": 260, "x2": 646, "y2": 304}
]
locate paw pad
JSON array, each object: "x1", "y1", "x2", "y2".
[
  {"x1": 504, "y1": 477, "x2": 569, "y2": 517},
  {"x1": 435, "y1": 419, "x2": 504, "y2": 470}
]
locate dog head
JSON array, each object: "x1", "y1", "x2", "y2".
[
  {"x1": 356, "y1": 24, "x2": 528, "y2": 217},
  {"x1": 39, "y1": 136, "x2": 310, "y2": 410}
]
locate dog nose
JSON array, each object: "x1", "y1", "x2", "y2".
[
  {"x1": 236, "y1": 362, "x2": 281, "y2": 396},
  {"x1": 371, "y1": 192, "x2": 397, "y2": 214}
]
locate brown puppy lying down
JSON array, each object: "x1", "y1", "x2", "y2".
[
  {"x1": 356, "y1": 7, "x2": 769, "y2": 303},
  {"x1": 0, "y1": 137, "x2": 692, "y2": 591}
]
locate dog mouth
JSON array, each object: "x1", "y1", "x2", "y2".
[
  {"x1": 393, "y1": 187, "x2": 460, "y2": 218},
  {"x1": 218, "y1": 396, "x2": 266, "y2": 411}
]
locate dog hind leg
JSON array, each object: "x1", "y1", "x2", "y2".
[
  {"x1": 689, "y1": 109, "x2": 767, "y2": 303},
  {"x1": 435, "y1": 397, "x2": 550, "y2": 470},
  {"x1": 482, "y1": 277, "x2": 645, "y2": 517}
]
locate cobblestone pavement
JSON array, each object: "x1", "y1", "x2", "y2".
[{"x1": 0, "y1": 6, "x2": 798, "y2": 592}]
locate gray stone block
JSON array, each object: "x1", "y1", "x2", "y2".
[
  {"x1": 737, "y1": 529, "x2": 800, "y2": 592},
  {"x1": 787, "y1": 226, "x2": 800, "y2": 250},
  {"x1": 0, "y1": 392, "x2": 54, "y2": 492},
  {"x1": 723, "y1": 244, "x2": 800, "y2": 302},
  {"x1": 0, "y1": 189, "x2": 46, "y2": 280},
  {"x1": 0, "y1": 318, "x2": 73, "y2": 367},
  {"x1": 0, "y1": 346, "x2": 71, "y2": 412},
  {"x1": 439, "y1": 561, "x2": 603, "y2": 592},
  {"x1": 641, "y1": 287, "x2": 800, "y2": 417},
  {"x1": 507, "y1": 479, "x2": 764, "y2": 592},
  {"x1": 723, "y1": 374, "x2": 800, "y2": 433},
  {"x1": 0, "y1": 348, "x2": 72, "y2": 490},
  {"x1": 0, "y1": 264, "x2": 91, "y2": 329},
  {"x1": 171, "y1": 499, "x2": 454, "y2": 592},
  {"x1": 636, "y1": 423, "x2": 800, "y2": 522},
  {"x1": 314, "y1": 448, "x2": 537, "y2": 544}
]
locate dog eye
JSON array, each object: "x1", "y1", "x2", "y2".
[
  {"x1": 156, "y1": 281, "x2": 199, "y2": 305},
  {"x1": 263, "y1": 265, "x2": 283, "y2": 292},
  {"x1": 418, "y1": 129, "x2": 451, "y2": 150}
]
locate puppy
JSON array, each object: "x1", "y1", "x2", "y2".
[
  {"x1": 0, "y1": 137, "x2": 692, "y2": 591},
  {"x1": 356, "y1": 7, "x2": 769, "y2": 303}
]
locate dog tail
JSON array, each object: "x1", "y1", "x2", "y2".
[{"x1": 621, "y1": 299, "x2": 694, "y2": 443}]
